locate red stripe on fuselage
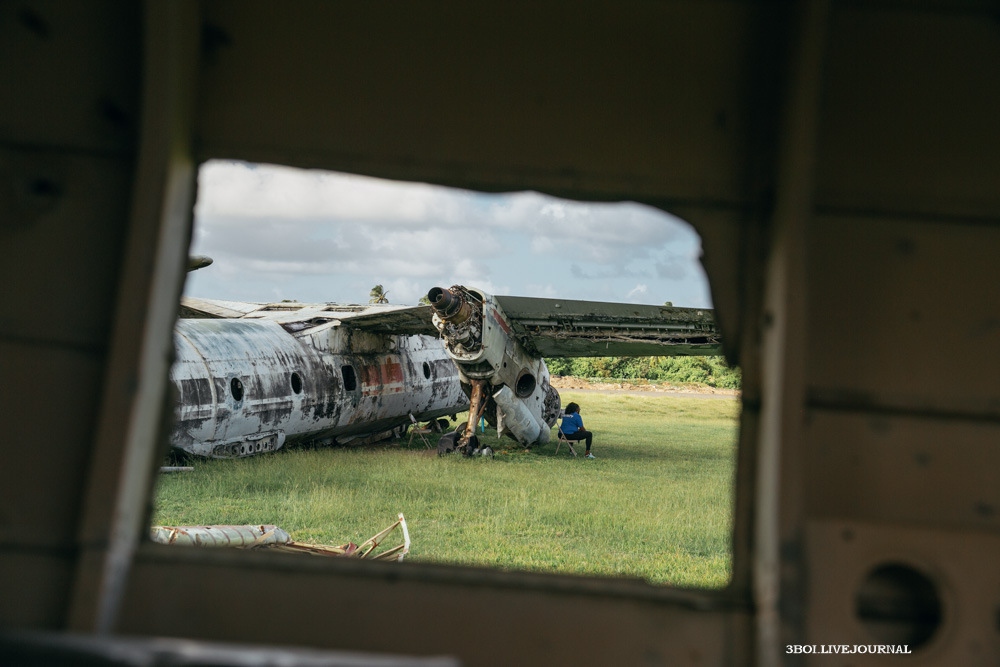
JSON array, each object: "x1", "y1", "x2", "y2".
[
  {"x1": 490, "y1": 307, "x2": 511, "y2": 334},
  {"x1": 361, "y1": 359, "x2": 405, "y2": 396}
]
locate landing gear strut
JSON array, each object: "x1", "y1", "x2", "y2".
[{"x1": 458, "y1": 379, "x2": 489, "y2": 456}]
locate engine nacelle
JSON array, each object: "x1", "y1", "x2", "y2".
[{"x1": 429, "y1": 286, "x2": 562, "y2": 447}]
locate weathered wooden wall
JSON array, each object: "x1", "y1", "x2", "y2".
[{"x1": 1, "y1": 1, "x2": 998, "y2": 665}]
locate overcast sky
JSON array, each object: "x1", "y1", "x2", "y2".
[{"x1": 184, "y1": 161, "x2": 712, "y2": 308}]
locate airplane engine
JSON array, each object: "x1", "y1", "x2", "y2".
[{"x1": 428, "y1": 286, "x2": 561, "y2": 449}]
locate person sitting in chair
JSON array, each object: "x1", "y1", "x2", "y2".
[{"x1": 559, "y1": 402, "x2": 595, "y2": 459}]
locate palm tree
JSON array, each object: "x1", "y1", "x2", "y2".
[{"x1": 369, "y1": 284, "x2": 389, "y2": 304}]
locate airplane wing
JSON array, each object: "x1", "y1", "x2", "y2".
[
  {"x1": 492, "y1": 295, "x2": 721, "y2": 358},
  {"x1": 179, "y1": 297, "x2": 439, "y2": 336},
  {"x1": 180, "y1": 293, "x2": 720, "y2": 355},
  {"x1": 336, "y1": 305, "x2": 438, "y2": 336},
  {"x1": 179, "y1": 297, "x2": 266, "y2": 319}
]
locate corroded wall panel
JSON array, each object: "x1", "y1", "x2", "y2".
[
  {"x1": 817, "y1": 6, "x2": 1000, "y2": 217},
  {"x1": 0, "y1": 0, "x2": 141, "y2": 153},
  {"x1": 120, "y1": 546, "x2": 751, "y2": 667},
  {"x1": 0, "y1": 551, "x2": 76, "y2": 628},
  {"x1": 0, "y1": 0, "x2": 143, "y2": 633},
  {"x1": 804, "y1": 410, "x2": 1000, "y2": 531},
  {"x1": 0, "y1": 148, "x2": 133, "y2": 348},
  {"x1": 0, "y1": 341, "x2": 103, "y2": 548},
  {"x1": 807, "y1": 216, "x2": 1000, "y2": 417},
  {"x1": 195, "y1": 1, "x2": 777, "y2": 204}
]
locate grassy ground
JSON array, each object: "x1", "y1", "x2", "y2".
[{"x1": 152, "y1": 390, "x2": 740, "y2": 588}]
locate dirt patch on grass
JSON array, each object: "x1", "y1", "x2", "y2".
[{"x1": 550, "y1": 375, "x2": 740, "y2": 398}]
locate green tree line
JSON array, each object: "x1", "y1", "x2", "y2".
[{"x1": 546, "y1": 356, "x2": 741, "y2": 390}]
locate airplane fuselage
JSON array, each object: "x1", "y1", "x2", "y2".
[{"x1": 171, "y1": 318, "x2": 466, "y2": 458}]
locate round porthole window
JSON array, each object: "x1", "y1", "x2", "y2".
[
  {"x1": 855, "y1": 562, "x2": 942, "y2": 650},
  {"x1": 230, "y1": 377, "x2": 244, "y2": 401},
  {"x1": 291, "y1": 372, "x2": 302, "y2": 394},
  {"x1": 423, "y1": 361, "x2": 432, "y2": 379}
]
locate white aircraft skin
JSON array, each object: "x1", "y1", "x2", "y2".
[{"x1": 170, "y1": 314, "x2": 466, "y2": 458}]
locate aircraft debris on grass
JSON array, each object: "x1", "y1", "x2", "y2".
[{"x1": 150, "y1": 513, "x2": 410, "y2": 561}]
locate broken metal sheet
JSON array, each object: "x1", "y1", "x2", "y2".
[
  {"x1": 149, "y1": 514, "x2": 411, "y2": 562},
  {"x1": 178, "y1": 297, "x2": 265, "y2": 319},
  {"x1": 332, "y1": 305, "x2": 439, "y2": 337},
  {"x1": 493, "y1": 294, "x2": 722, "y2": 358},
  {"x1": 179, "y1": 297, "x2": 438, "y2": 336}
]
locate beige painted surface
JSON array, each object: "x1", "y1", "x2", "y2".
[
  {"x1": 808, "y1": 217, "x2": 1000, "y2": 416},
  {"x1": 806, "y1": 410, "x2": 1000, "y2": 530},
  {"x1": 121, "y1": 545, "x2": 752, "y2": 666}
]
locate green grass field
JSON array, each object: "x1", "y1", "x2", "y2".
[{"x1": 152, "y1": 390, "x2": 740, "y2": 588}]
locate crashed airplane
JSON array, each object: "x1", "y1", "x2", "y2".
[
  {"x1": 172, "y1": 297, "x2": 466, "y2": 457},
  {"x1": 172, "y1": 286, "x2": 721, "y2": 458}
]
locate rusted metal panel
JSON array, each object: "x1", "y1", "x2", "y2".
[
  {"x1": 808, "y1": 215, "x2": 1000, "y2": 419},
  {"x1": 361, "y1": 359, "x2": 405, "y2": 396}
]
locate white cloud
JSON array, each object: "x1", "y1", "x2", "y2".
[
  {"x1": 197, "y1": 162, "x2": 463, "y2": 223},
  {"x1": 530, "y1": 236, "x2": 557, "y2": 254},
  {"x1": 523, "y1": 283, "x2": 559, "y2": 298},
  {"x1": 186, "y1": 161, "x2": 711, "y2": 307},
  {"x1": 627, "y1": 284, "x2": 648, "y2": 299}
]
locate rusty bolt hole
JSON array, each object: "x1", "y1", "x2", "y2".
[
  {"x1": 30, "y1": 178, "x2": 61, "y2": 198},
  {"x1": 18, "y1": 8, "x2": 49, "y2": 38}
]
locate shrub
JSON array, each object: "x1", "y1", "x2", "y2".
[{"x1": 546, "y1": 355, "x2": 741, "y2": 389}]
